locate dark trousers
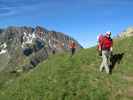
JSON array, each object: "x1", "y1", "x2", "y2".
[{"x1": 71, "y1": 48, "x2": 76, "y2": 56}]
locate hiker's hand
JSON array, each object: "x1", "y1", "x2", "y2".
[{"x1": 99, "y1": 47, "x2": 101, "y2": 51}]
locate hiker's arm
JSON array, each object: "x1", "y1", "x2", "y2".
[
  {"x1": 99, "y1": 46, "x2": 102, "y2": 51},
  {"x1": 99, "y1": 41, "x2": 103, "y2": 51},
  {"x1": 110, "y1": 39, "x2": 113, "y2": 51},
  {"x1": 98, "y1": 43, "x2": 102, "y2": 51}
]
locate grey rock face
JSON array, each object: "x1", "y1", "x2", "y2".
[{"x1": 0, "y1": 26, "x2": 82, "y2": 72}]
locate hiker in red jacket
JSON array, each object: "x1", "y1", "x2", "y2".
[
  {"x1": 99, "y1": 32, "x2": 113, "y2": 74},
  {"x1": 69, "y1": 41, "x2": 76, "y2": 56}
]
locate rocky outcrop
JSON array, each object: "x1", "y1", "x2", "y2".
[
  {"x1": 119, "y1": 27, "x2": 133, "y2": 38},
  {"x1": 0, "y1": 26, "x2": 82, "y2": 72}
]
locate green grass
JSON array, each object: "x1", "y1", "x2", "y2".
[{"x1": 0, "y1": 37, "x2": 133, "y2": 100}]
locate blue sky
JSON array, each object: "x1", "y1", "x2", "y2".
[{"x1": 0, "y1": 0, "x2": 133, "y2": 48}]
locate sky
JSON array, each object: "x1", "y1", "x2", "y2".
[{"x1": 0, "y1": 0, "x2": 133, "y2": 48}]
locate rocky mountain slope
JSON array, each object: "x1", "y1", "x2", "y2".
[
  {"x1": 0, "y1": 26, "x2": 82, "y2": 72},
  {"x1": 118, "y1": 27, "x2": 133, "y2": 37}
]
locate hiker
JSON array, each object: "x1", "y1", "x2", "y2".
[
  {"x1": 69, "y1": 40, "x2": 76, "y2": 56},
  {"x1": 98, "y1": 32, "x2": 113, "y2": 74}
]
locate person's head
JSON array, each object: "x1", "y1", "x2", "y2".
[{"x1": 106, "y1": 31, "x2": 111, "y2": 37}]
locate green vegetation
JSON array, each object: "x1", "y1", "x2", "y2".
[{"x1": 0, "y1": 37, "x2": 133, "y2": 100}]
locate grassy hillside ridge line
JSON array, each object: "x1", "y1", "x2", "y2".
[{"x1": 0, "y1": 37, "x2": 133, "y2": 100}]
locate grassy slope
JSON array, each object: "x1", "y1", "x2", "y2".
[{"x1": 0, "y1": 37, "x2": 133, "y2": 100}]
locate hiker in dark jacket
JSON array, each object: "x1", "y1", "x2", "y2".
[{"x1": 99, "y1": 32, "x2": 113, "y2": 74}]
